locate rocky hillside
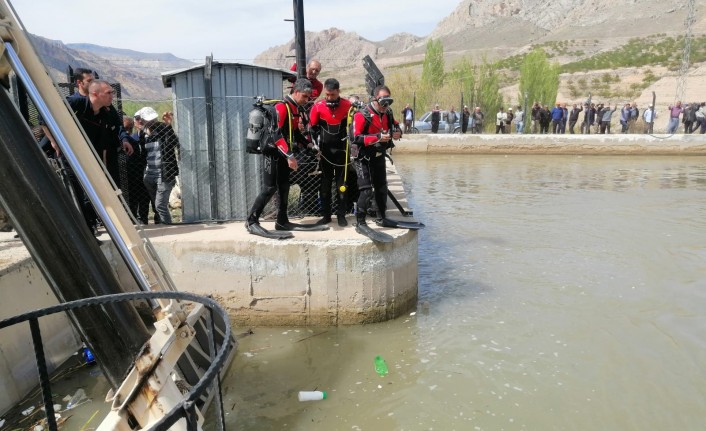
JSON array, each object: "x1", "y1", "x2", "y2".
[
  {"x1": 255, "y1": 28, "x2": 423, "y2": 90},
  {"x1": 30, "y1": 35, "x2": 194, "y2": 100},
  {"x1": 254, "y1": 0, "x2": 706, "y2": 112}
]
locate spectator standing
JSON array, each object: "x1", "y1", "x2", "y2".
[
  {"x1": 78, "y1": 80, "x2": 133, "y2": 186},
  {"x1": 401, "y1": 104, "x2": 413, "y2": 133},
  {"x1": 582, "y1": 103, "x2": 595, "y2": 134},
  {"x1": 472, "y1": 107, "x2": 484, "y2": 134},
  {"x1": 514, "y1": 105, "x2": 525, "y2": 134},
  {"x1": 620, "y1": 103, "x2": 632, "y2": 134},
  {"x1": 642, "y1": 104, "x2": 656, "y2": 134},
  {"x1": 461, "y1": 106, "x2": 471, "y2": 133},
  {"x1": 446, "y1": 106, "x2": 458, "y2": 133},
  {"x1": 667, "y1": 101, "x2": 683, "y2": 134},
  {"x1": 594, "y1": 104, "x2": 605, "y2": 133},
  {"x1": 66, "y1": 67, "x2": 94, "y2": 104},
  {"x1": 683, "y1": 103, "x2": 697, "y2": 133},
  {"x1": 139, "y1": 107, "x2": 180, "y2": 224},
  {"x1": 123, "y1": 115, "x2": 150, "y2": 225},
  {"x1": 506, "y1": 108, "x2": 514, "y2": 133},
  {"x1": 550, "y1": 103, "x2": 563, "y2": 134},
  {"x1": 559, "y1": 103, "x2": 568, "y2": 134},
  {"x1": 629, "y1": 103, "x2": 639, "y2": 132},
  {"x1": 568, "y1": 104, "x2": 583, "y2": 134},
  {"x1": 696, "y1": 102, "x2": 706, "y2": 134},
  {"x1": 495, "y1": 107, "x2": 507, "y2": 134},
  {"x1": 531, "y1": 102, "x2": 541, "y2": 134},
  {"x1": 600, "y1": 105, "x2": 618, "y2": 134},
  {"x1": 430, "y1": 105, "x2": 441, "y2": 133},
  {"x1": 290, "y1": 60, "x2": 323, "y2": 100},
  {"x1": 538, "y1": 105, "x2": 551, "y2": 134}
]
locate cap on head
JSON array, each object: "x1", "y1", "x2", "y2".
[{"x1": 135, "y1": 107, "x2": 158, "y2": 121}]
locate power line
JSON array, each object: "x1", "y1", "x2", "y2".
[{"x1": 675, "y1": 0, "x2": 696, "y2": 101}]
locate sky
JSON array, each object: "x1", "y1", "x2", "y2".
[{"x1": 10, "y1": 0, "x2": 461, "y2": 62}]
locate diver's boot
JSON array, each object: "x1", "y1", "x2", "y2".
[
  {"x1": 316, "y1": 214, "x2": 332, "y2": 225},
  {"x1": 337, "y1": 212, "x2": 348, "y2": 227},
  {"x1": 354, "y1": 214, "x2": 367, "y2": 234}
]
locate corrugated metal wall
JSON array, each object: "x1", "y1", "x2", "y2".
[{"x1": 169, "y1": 64, "x2": 285, "y2": 222}]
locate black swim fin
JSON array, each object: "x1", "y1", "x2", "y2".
[
  {"x1": 246, "y1": 222, "x2": 294, "y2": 239},
  {"x1": 355, "y1": 223, "x2": 393, "y2": 243},
  {"x1": 275, "y1": 221, "x2": 330, "y2": 231},
  {"x1": 377, "y1": 218, "x2": 425, "y2": 230}
]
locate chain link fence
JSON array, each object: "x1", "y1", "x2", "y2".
[{"x1": 10, "y1": 74, "x2": 353, "y2": 226}]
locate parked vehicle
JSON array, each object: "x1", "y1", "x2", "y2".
[{"x1": 409, "y1": 111, "x2": 462, "y2": 134}]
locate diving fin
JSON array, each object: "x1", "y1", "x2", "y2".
[
  {"x1": 275, "y1": 221, "x2": 330, "y2": 231},
  {"x1": 377, "y1": 218, "x2": 425, "y2": 230},
  {"x1": 246, "y1": 222, "x2": 294, "y2": 239},
  {"x1": 355, "y1": 223, "x2": 393, "y2": 243}
]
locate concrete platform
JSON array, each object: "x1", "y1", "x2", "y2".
[
  {"x1": 395, "y1": 133, "x2": 706, "y2": 155},
  {"x1": 144, "y1": 216, "x2": 418, "y2": 327}
]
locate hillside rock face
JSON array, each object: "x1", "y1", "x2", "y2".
[
  {"x1": 254, "y1": 27, "x2": 421, "y2": 69},
  {"x1": 30, "y1": 35, "x2": 193, "y2": 100},
  {"x1": 432, "y1": 0, "x2": 694, "y2": 40}
]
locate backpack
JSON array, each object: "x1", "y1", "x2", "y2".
[{"x1": 246, "y1": 99, "x2": 291, "y2": 155}]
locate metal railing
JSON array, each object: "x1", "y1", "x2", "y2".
[{"x1": 0, "y1": 291, "x2": 232, "y2": 431}]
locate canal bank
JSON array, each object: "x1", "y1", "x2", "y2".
[{"x1": 395, "y1": 133, "x2": 706, "y2": 155}]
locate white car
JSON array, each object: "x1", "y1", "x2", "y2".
[{"x1": 410, "y1": 111, "x2": 462, "y2": 134}]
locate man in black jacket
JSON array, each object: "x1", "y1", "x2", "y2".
[
  {"x1": 430, "y1": 105, "x2": 441, "y2": 133},
  {"x1": 568, "y1": 104, "x2": 583, "y2": 134}
]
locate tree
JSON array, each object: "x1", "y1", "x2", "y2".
[
  {"x1": 420, "y1": 38, "x2": 445, "y2": 100},
  {"x1": 446, "y1": 56, "x2": 503, "y2": 131},
  {"x1": 519, "y1": 48, "x2": 560, "y2": 107}
]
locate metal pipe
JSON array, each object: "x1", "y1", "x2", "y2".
[
  {"x1": 204, "y1": 54, "x2": 218, "y2": 219},
  {"x1": 293, "y1": 0, "x2": 306, "y2": 78}
]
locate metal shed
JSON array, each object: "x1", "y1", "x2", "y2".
[{"x1": 162, "y1": 59, "x2": 295, "y2": 222}]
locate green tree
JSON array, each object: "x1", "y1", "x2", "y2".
[
  {"x1": 518, "y1": 48, "x2": 560, "y2": 107},
  {"x1": 476, "y1": 59, "x2": 504, "y2": 131},
  {"x1": 420, "y1": 39, "x2": 445, "y2": 93},
  {"x1": 448, "y1": 57, "x2": 476, "y2": 108}
]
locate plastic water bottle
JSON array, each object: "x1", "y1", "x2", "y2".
[
  {"x1": 82, "y1": 345, "x2": 95, "y2": 364},
  {"x1": 374, "y1": 355, "x2": 388, "y2": 376},
  {"x1": 66, "y1": 388, "x2": 87, "y2": 409},
  {"x1": 298, "y1": 391, "x2": 326, "y2": 402}
]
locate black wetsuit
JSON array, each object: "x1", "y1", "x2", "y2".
[
  {"x1": 352, "y1": 104, "x2": 398, "y2": 224},
  {"x1": 309, "y1": 97, "x2": 357, "y2": 219},
  {"x1": 247, "y1": 96, "x2": 305, "y2": 225}
]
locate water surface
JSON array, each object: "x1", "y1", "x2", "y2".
[{"x1": 218, "y1": 155, "x2": 706, "y2": 431}]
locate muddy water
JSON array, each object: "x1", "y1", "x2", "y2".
[{"x1": 216, "y1": 155, "x2": 706, "y2": 431}]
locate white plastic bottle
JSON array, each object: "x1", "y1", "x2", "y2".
[{"x1": 298, "y1": 390, "x2": 326, "y2": 402}]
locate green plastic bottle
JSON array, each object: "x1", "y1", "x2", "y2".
[{"x1": 374, "y1": 355, "x2": 389, "y2": 376}]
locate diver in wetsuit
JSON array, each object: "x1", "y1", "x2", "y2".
[
  {"x1": 246, "y1": 78, "x2": 329, "y2": 237},
  {"x1": 309, "y1": 78, "x2": 355, "y2": 227},
  {"x1": 351, "y1": 85, "x2": 401, "y2": 238}
]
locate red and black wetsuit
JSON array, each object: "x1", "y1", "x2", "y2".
[
  {"x1": 247, "y1": 96, "x2": 306, "y2": 225},
  {"x1": 351, "y1": 104, "x2": 399, "y2": 223},
  {"x1": 309, "y1": 97, "x2": 356, "y2": 218}
]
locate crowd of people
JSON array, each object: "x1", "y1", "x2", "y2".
[
  {"x1": 36, "y1": 68, "x2": 180, "y2": 237},
  {"x1": 420, "y1": 100, "x2": 706, "y2": 135}
]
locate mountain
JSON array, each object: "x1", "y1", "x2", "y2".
[
  {"x1": 253, "y1": 0, "x2": 706, "y2": 105},
  {"x1": 29, "y1": 35, "x2": 195, "y2": 100}
]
